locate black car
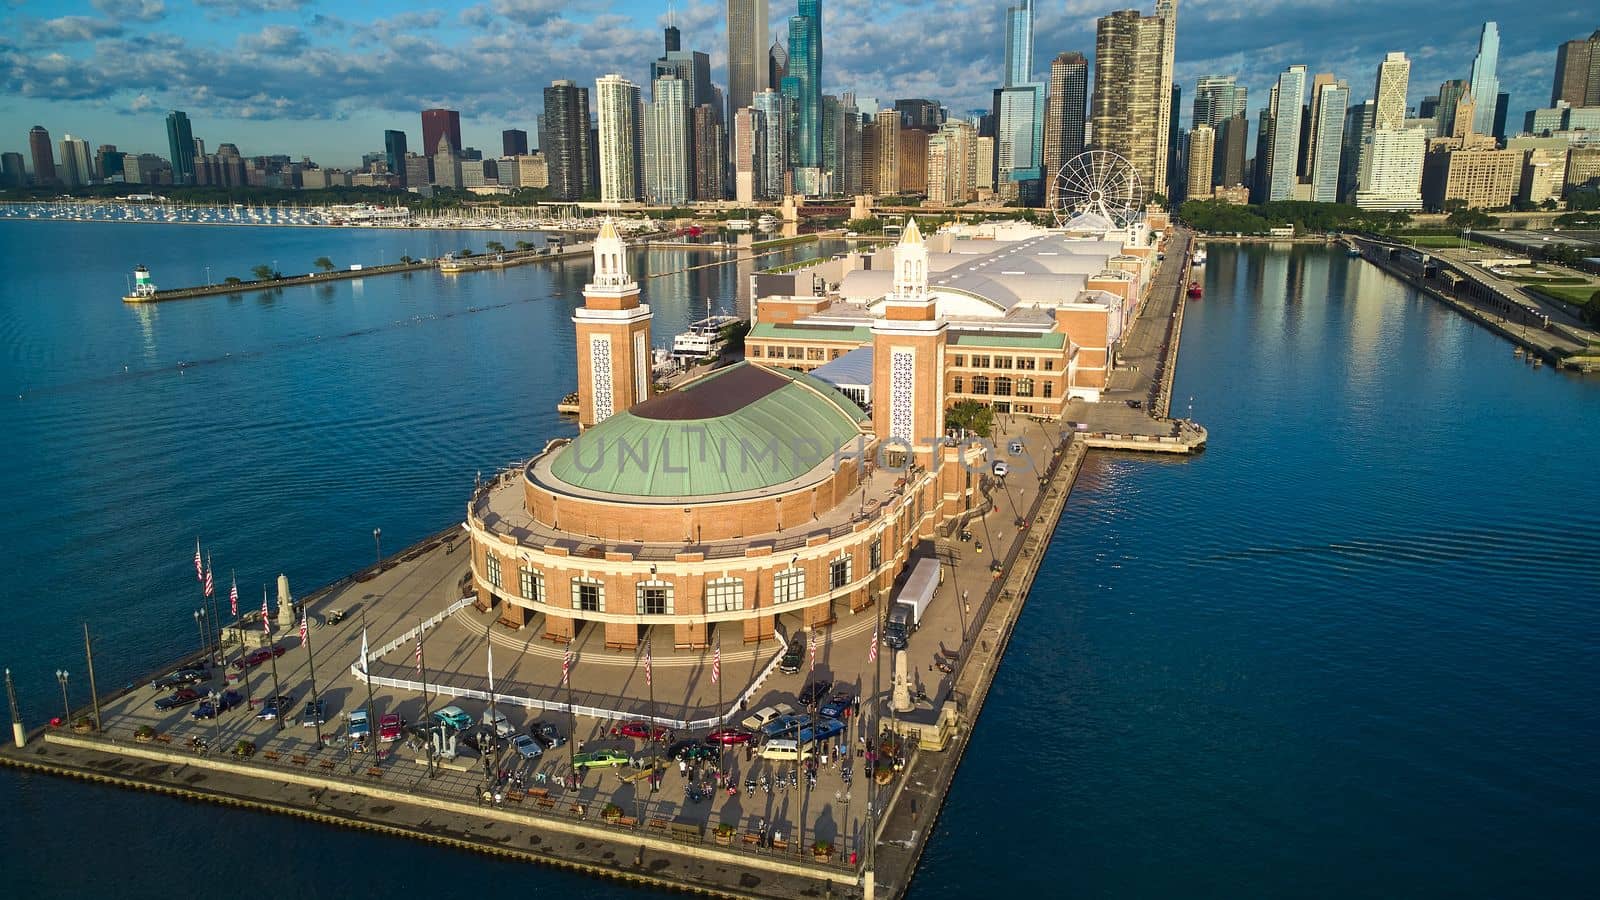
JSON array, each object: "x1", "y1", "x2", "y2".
[
  {"x1": 192, "y1": 690, "x2": 244, "y2": 720},
  {"x1": 798, "y1": 679, "x2": 833, "y2": 706},
  {"x1": 666, "y1": 739, "x2": 719, "y2": 762},
  {"x1": 256, "y1": 694, "x2": 295, "y2": 720},
  {"x1": 779, "y1": 640, "x2": 806, "y2": 675},
  {"x1": 155, "y1": 687, "x2": 204, "y2": 711},
  {"x1": 151, "y1": 668, "x2": 209, "y2": 690},
  {"x1": 531, "y1": 720, "x2": 566, "y2": 749}
]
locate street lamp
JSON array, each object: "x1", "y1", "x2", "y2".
[
  {"x1": 204, "y1": 265, "x2": 211, "y2": 287},
  {"x1": 55, "y1": 670, "x2": 70, "y2": 723},
  {"x1": 373, "y1": 528, "x2": 382, "y2": 565},
  {"x1": 193, "y1": 610, "x2": 207, "y2": 661}
]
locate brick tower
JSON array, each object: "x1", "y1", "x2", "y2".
[
  {"x1": 574, "y1": 217, "x2": 653, "y2": 430},
  {"x1": 871, "y1": 218, "x2": 947, "y2": 458}
]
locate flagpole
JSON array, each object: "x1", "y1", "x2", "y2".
[
  {"x1": 417, "y1": 619, "x2": 435, "y2": 777},
  {"x1": 205, "y1": 552, "x2": 220, "y2": 667},
  {"x1": 563, "y1": 637, "x2": 576, "y2": 787},
  {"x1": 264, "y1": 585, "x2": 285, "y2": 732},
  {"x1": 232, "y1": 572, "x2": 251, "y2": 708},
  {"x1": 302, "y1": 610, "x2": 323, "y2": 746},
  {"x1": 82, "y1": 622, "x2": 102, "y2": 732},
  {"x1": 360, "y1": 612, "x2": 379, "y2": 768},
  {"x1": 645, "y1": 638, "x2": 656, "y2": 731}
]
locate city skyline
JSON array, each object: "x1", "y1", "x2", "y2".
[{"x1": 1, "y1": 1, "x2": 1589, "y2": 166}]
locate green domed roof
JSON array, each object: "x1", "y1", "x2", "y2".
[{"x1": 550, "y1": 363, "x2": 867, "y2": 498}]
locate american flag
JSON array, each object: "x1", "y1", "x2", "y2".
[
  {"x1": 809, "y1": 632, "x2": 817, "y2": 672},
  {"x1": 643, "y1": 643, "x2": 652, "y2": 688},
  {"x1": 298, "y1": 610, "x2": 308, "y2": 646},
  {"x1": 868, "y1": 626, "x2": 878, "y2": 664},
  {"x1": 229, "y1": 577, "x2": 238, "y2": 617},
  {"x1": 561, "y1": 643, "x2": 571, "y2": 687},
  {"x1": 260, "y1": 597, "x2": 270, "y2": 635},
  {"x1": 711, "y1": 644, "x2": 720, "y2": 684},
  {"x1": 414, "y1": 628, "x2": 424, "y2": 675},
  {"x1": 194, "y1": 539, "x2": 203, "y2": 582},
  {"x1": 203, "y1": 554, "x2": 214, "y2": 598}
]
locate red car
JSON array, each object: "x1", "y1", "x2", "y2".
[
  {"x1": 380, "y1": 713, "x2": 405, "y2": 742},
  {"x1": 615, "y1": 720, "x2": 671, "y2": 741},
  {"x1": 232, "y1": 645, "x2": 287, "y2": 671},
  {"x1": 705, "y1": 727, "x2": 755, "y2": 746}
]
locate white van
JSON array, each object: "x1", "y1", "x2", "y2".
[{"x1": 760, "y1": 738, "x2": 813, "y2": 762}]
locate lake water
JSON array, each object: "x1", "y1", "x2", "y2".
[{"x1": 1, "y1": 228, "x2": 1595, "y2": 898}]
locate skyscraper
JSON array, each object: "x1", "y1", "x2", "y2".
[
  {"x1": 1215, "y1": 113, "x2": 1248, "y2": 189},
  {"x1": 693, "y1": 104, "x2": 726, "y2": 200},
  {"x1": 1091, "y1": 7, "x2": 1166, "y2": 196},
  {"x1": 596, "y1": 74, "x2": 643, "y2": 203},
  {"x1": 1185, "y1": 125, "x2": 1213, "y2": 200},
  {"x1": 421, "y1": 108, "x2": 462, "y2": 158},
  {"x1": 1043, "y1": 52, "x2": 1089, "y2": 183},
  {"x1": 1267, "y1": 65, "x2": 1307, "y2": 201},
  {"x1": 788, "y1": 1, "x2": 822, "y2": 173},
  {"x1": 1434, "y1": 79, "x2": 1470, "y2": 137},
  {"x1": 753, "y1": 91, "x2": 790, "y2": 199},
  {"x1": 28, "y1": 125, "x2": 56, "y2": 186},
  {"x1": 643, "y1": 76, "x2": 691, "y2": 205},
  {"x1": 1373, "y1": 52, "x2": 1410, "y2": 131},
  {"x1": 1192, "y1": 75, "x2": 1247, "y2": 129},
  {"x1": 1, "y1": 152, "x2": 26, "y2": 188},
  {"x1": 1154, "y1": 0, "x2": 1179, "y2": 196},
  {"x1": 1552, "y1": 30, "x2": 1600, "y2": 107},
  {"x1": 726, "y1": 0, "x2": 770, "y2": 115},
  {"x1": 502, "y1": 129, "x2": 529, "y2": 157},
  {"x1": 165, "y1": 110, "x2": 195, "y2": 185},
  {"x1": 58, "y1": 135, "x2": 92, "y2": 188},
  {"x1": 875, "y1": 108, "x2": 901, "y2": 194},
  {"x1": 993, "y1": 0, "x2": 1045, "y2": 203},
  {"x1": 384, "y1": 130, "x2": 407, "y2": 184},
  {"x1": 1468, "y1": 22, "x2": 1500, "y2": 137},
  {"x1": 541, "y1": 82, "x2": 592, "y2": 201},
  {"x1": 652, "y1": 44, "x2": 713, "y2": 109},
  {"x1": 769, "y1": 41, "x2": 788, "y2": 96},
  {"x1": 1307, "y1": 78, "x2": 1348, "y2": 203},
  {"x1": 432, "y1": 135, "x2": 461, "y2": 189},
  {"x1": 733, "y1": 107, "x2": 764, "y2": 202}
]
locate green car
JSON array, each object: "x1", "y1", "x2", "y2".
[{"x1": 572, "y1": 749, "x2": 632, "y2": 770}]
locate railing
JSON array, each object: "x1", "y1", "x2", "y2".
[{"x1": 367, "y1": 597, "x2": 474, "y2": 660}]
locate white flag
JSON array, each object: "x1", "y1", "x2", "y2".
[{"x1": 359, "y1": 628, "x2": 370, "y2": 677}]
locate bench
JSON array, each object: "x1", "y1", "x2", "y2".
[
  {"x1": 612, "y1": 816, "x2": 637, "y2": 828},
  {"x1": 366, "y1": 767, "x2": 383, "y2": 778},
  {"x1": 770, "y1": 838, "x2": 789, "y2": 852},
  {"x1": 527, "y1": 787, "x2": 550, "y2": 799},
  {"x1": 742, "y1": 833, "x2": 761, "y2": 846},
  {"x1": 319, "y1": 760, "x2": 335, "y2": 770},
  {"x1": 503, "y1": 790, "x2": 523, "y2": 803},
  {"x1": 535, "y1": 797, "x2": 556, "y2": 809},
  {"x1": 155, "y1": 734, "x2": 172, "y2": 744},
  {"x1": 647, "y1": 818, "x2": 669, "y2": 831},
  {"x1": 263, "y1": 751, "x2": 280, "y2": 761},
  {"x1": 291, "y1": 754, "x2": 309, "y2": 766}
]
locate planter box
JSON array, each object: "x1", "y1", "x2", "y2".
[{"x1": 714, "y1": 831, "x2": 734, "y2": 846}]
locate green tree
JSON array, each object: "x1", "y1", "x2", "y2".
[
  {"x1": 314, "y1": 256, "x2": 335, "y2": 272},
  {"x1": 514, "y1": 240, "x2": 532, "y2": 251},
  {"x1": 399, "y1": 255, "x2": 415, "y2": 265},
  {"x1": 223, "y1": 276, "x2": 241, "y2": 285},
  {"x1": 251, "y1": 264, "x2": 273, "y2": 280},
  {"x1": 485, "y1": 241, "x2": 505, "y2": 254},
  {"x1": 945, "y1": 400, "x2": 995, "y2": 438},
  {"x1": 1447, "y1": 207, "x2": 1495, "y2": 230}
]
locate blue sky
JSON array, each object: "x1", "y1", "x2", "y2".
[{"x1": 1, "y1": 0, "x2": 1593, "y2": 167}]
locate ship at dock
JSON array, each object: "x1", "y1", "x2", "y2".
[{"x1": 670, "y1": 299, "x2": 743, "y2": 364}]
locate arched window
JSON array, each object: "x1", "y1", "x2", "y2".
[
  {"x1": 971, "y1": 375, "x2": 990, "y2": 395},
  {"x1": 993, "y1": 376, "x2": 1012, "y2": 396}
]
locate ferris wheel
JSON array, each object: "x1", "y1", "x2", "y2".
[{"x1": 1048, "y1": 150, "x2": 1144, "y2": 229}]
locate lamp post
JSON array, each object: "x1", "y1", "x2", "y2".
[
  {"x1": 373, "y1": 528, "x2": 382, "y2": 566},
  {"x1": 193, "y1": 610, "x2": 207, "y2": 663},
  {"x1": 204, "y1": 265, "x2": 211, "y2": 287},
  {"x1": 55, "y1": 670, "x2": 69, "y2": 723}
]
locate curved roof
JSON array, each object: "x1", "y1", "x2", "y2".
[{"x1": 548, "y1": 363, "x2": 867, "y2": 498}]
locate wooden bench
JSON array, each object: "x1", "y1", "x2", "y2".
[
  {"x1": 366, "y1": 767, "x2": 384, "y2": 778},
  {"x1": 535, "y1": 797, "x2": 556, "y2": 809},
  {"x1": 770, "y1": 838, "x2": 789, "y2": 852},
  {"x1": 647, "y1": 818, "x2": 669, "y2": 831},
  {"x1": 263, "y1": 751, "x2": 281, "y2": 761},
  {"x1": 155, "y1": 734, "x2": 172, "y2": 744},
  {"x1": 290, "y1": 755, "x2": 309, "y2": 766},
  {"x1": 527, "y1": 787, "x2": 550, "y2": 799},
  {"x1": 319, "y1": 760, "x2": 335, "y2": 770},
  {"x1": 612, "y1": 816, "x2": 637, "y2": 828},
  {"x1": 503, "y1": 790, "x2": 524, "y2": 803},
  {"x1": 742, "y1": 833, "x2": 761, "y2": 846}
]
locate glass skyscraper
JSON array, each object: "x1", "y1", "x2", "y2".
[
  {"x1": 993, "y1": 0, "x2": 1044, "y2": 202},
  {"x1": 1468, "y1": 22, "x2": 1500, "y2": 137},
  {"x1": 166, "y1": 110, "x2": 195, "y2": 186},
  {"x1": 787, "y1": 0, "x2": 822, "y2": 174}
]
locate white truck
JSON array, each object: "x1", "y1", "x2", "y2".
[{"x1": 884, "y1": 556, "x2": 939, "y2": 650}]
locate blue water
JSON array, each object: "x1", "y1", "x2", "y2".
[{"x1": 2, "y1": 231, "x2": 1597, "y2": 898}]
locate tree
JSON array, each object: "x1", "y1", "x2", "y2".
[
  {"x1": 1447, "y1": 207, "x2": 1494, "y2": 230},
  {"x1": 223, "y1": 276, "x2": 241, "y2": 285},
  {"x1": 399, "y1": 255, "x2": 415, "y2": 265},
  {"x1": 486, "y1": 241, "x2": 505, "y2": 254},
  {"x1": 251, "y1": 264, "x2": 273, "y2": 280},
  {"x1": 944, "y1": 400, "x2": 995, "y2": 439},
  {"x1": 459, "y1": 248, "x2": 474, "y2": 257},
  {"x1": 514, "y1": 240, "x2": 532, "y2": 251},
  {"x1": 314, "y1": 256, "x2": 335, "y2": 272}
]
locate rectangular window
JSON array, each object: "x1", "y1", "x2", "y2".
[
  {"x1": 953, "y1": 375, "x2": 964, "y2": 393},
  {"x1": 1016, "y1": 377, "x2": 1034, "y2": 398},
  {"x1": 520, "y1": 568, "x2": 544, "y2": 603},
  {"x1": 572, "y1": 578, "x2": 604, "y2": 612},
  {"x1": 1044, "y1": 359, "x2": 1054, "y2": 371},
  {"x1": 1017, "y1": 357, "x2": 1036, "y2": 370},
  {"x1": 636, "y1": 581, "x2": 673, "y2": 615},
  {"x1": 807, "y1": 347, "x2": 826, "y2": 361},
  {"x1": 1043, "y1": 382, "x2": 1053, "y2": 398},
  {"x1": 485, "y1": 553, "x2": 502, "y2": 589},
  {"x1": 952, "y1": 354, "x2": 965, "y2": 367},
  {"x1": 787, "y1": 346, "x2": 804, "y2": 360},
  {"x1": 706, "y1": 578, "x2": 744, "y2": 613},
  {"x1": 994, "y1": 356, "x2": 1012, "y2": 369},
  {"x1": 830, "y1": 556, "x2": 851, "y2": 590},
  {"x1": 870, "y1": 539, "x2": 882, "y2": 570},
  {"x1": 971, "y1": 354, "x2": 990, "y2": 369},
  {"x1": 774, "y1": 568, "x2": 805, "y2": 604}
]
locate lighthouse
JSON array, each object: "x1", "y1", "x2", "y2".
[{"x1": 123, "y1": 265, "x2": 158, "y2": 303}]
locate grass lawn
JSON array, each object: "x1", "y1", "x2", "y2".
[
  {"x1": 1395, "y1": 233, "x2": 1463, "y2": 248},
  {"x1": 1528, "y1": 284, "x2": 1599, "y2": 305},
  {"x1": 1502, "y1": 274, "x2": 1588, "y2": 285}
]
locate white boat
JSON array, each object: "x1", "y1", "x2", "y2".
[
  {"x1": 757, "y1": 214, "x2": 779, "y2": 232},
  {"x1": 671, "y1": 299, "x2": 742, "y2": 362},
  {"x1": 726, "y1": 219, "x2": 753, "y2": 232},
  {"x1": 1192, "y1": 248, "x2": 1207, "y2": 266}
]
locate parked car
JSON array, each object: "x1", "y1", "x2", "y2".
[
  {"x1": 299, "y1": 699, "x2": 328, "y2": 728},
  {"x1": 739, "y1": 703, "x2": 795, "y2": 732},
  {"x1": 991, "y1": 461, "x2": 1010, "y2": 477},
  {"x1": 667, "y1": 739, "x2": 718, "y2": 762},
  {"x1": 151, "y1": 667, "x2": 209, "y2": 690},
  {"x1": 232, "y1": 645, "x2": 287, "y2": 671},
  {"x1": 433, "y1": 706, "x2": 473, "y2": 732},
  {"x1": 760, "y1": 713, "x2": 811, "y2": 740},
  {"x1": 796, "y1": 716, "x2": 845, "y2": 744},
  {"x1": 798, "y1": 679, "x2": 833, "y2": 706},
  {"x1": 255, "y1": 694, "x2": 295, "y2": 720},
  {"x1": 1008, "y1": 440, "x2": 1024, "y2": 456},
  {"x1": 705, "y1": 727, "x2": 756, "y2": 746},
  {"x1": 481, "y1": 710, "x2": 516, "y2": 738},
  {"x1": 348, "y1": 709, "x2": 371, "y2": 741},
  {"x1": 379, "y1": 713, "x2": 404, "y2": 742},
  {"x1": 617, "y1": 720, "x2": 670, "y2": 741},
  {"x1": 819, "y1": 690, "x2": 855, "y2": 719},
  {"x1": 156, "y1": 687, "x2": 204, "y2": 711},
  {"x1": 530, "y1": 721, "x2": 566, "y2": 749},
  {"x1": 571, "y1": 749, "x2": 631, "y2": 770},
  {"x1": 779, "y1": 640, "x2": 805, "y2": 674},
  {"x1": 511, "y1": 733, "x2": 543, "y2": 760},
  {"x1": 191, "y1": 690, "x2": 243, "y2": 720}
]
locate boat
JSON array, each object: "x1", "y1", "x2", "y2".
[
  {"x1": 756, "y1": 214, "x2": 779, "y2": 232},
  {"x1": 1191, "y1": 248, "x2": 1207, "y2": 266},
  {"x1": 1345, "y1": 245, "x2": 1362, "y2": 258},
  {"x1": 726, "y1": 219, "x2": 753, "y2": 232},
  {"x1": 1187, "y1": 281, "x2": 1203, "y2": 299},
  {"x1": 671, "y1": 299, "x2": 743, "y2": 363}
]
